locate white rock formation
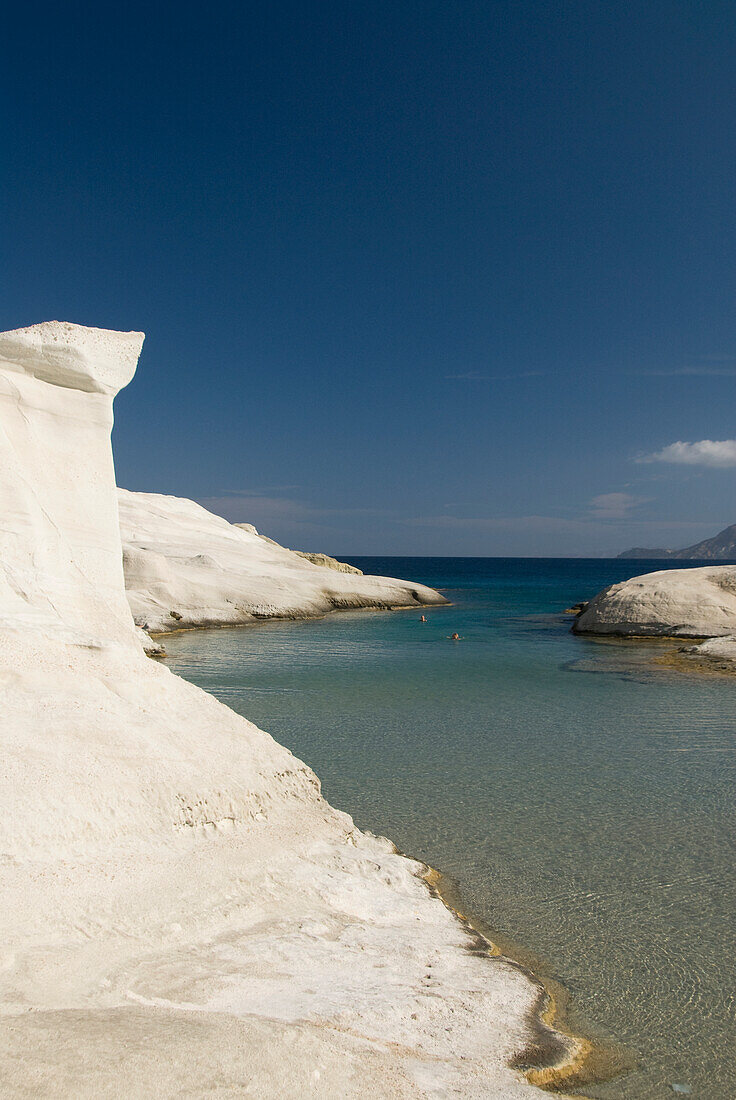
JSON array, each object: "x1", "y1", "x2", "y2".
[
  {"x1": 0, "y1": 321, "x2": 144, "y2": 649},
  {"x1": 233, "y1": 524, "x2": 364, "y2": 575},
  {"x1": 574, "y1": 565, "x2": 736, "y2": 637},
  {"x1": 677, "y1": 634, "x2": 736, "y2": 670},
  {"x1": 0, "y1": 321, "x2": 572, "y2": 1097},
  {"x1": 119, "y1": 490, "x2": 445, "y2": 634},
  {"x1": 294, "y1": 550, "x2": 364, "y2": 574}
]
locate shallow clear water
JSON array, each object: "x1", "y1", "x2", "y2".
[{"x1": 162, "y1": 558, "x2": 736, "y2": 1099}]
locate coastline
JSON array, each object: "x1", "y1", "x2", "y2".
[
  {"x1": 656, "y1": 645, "x2": 736, "y2": 677},
  {"x1": 568, "y1": 617, "x2": 736, "y2": 678},
  {"x1": 153, "y1": 603, "x2": 597, "y2": 1090},
  {"x1": 149, "y1": 566, "x2": 736, "y2": 1098},
  {"x1": 2, "y1": 322, "x2": 578, "y2": 1097},
  {"x1": 569, "y1": 565, "x2": 736, "y2": 675},
  {"x1": 120, "y1": 487, "x2": 448, "y2": 636},
  {"x1": 1, "y1": 624, "x2": 581, "y2": 1097},
  {"x1": 421, "y1": 866, "x2": 631, "y2": 1095},
  {"x1": 156, "y1": 606, "x2": 608, "y2": 1094},
  {"x1": 149, "y1": 599, "x2": 453, "y2": 639},
  {"x1": 152, "y1": 599, "x2": 630, "y2": 1093},
  {"x1": 6, "y1": 327, "x2": 733, "y2": 1094},
  {"x1": 150, "y1": 588, "x2": 631, "y2": 1094}
]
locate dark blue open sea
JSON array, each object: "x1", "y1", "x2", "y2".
[{"x1": 162, "y1": 558, "x2": 736, "y2": 1098}]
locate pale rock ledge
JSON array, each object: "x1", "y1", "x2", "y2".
[
  {"x1": 679, "y1": 633, "x2": 736, "y2": 669},
  {"x1": 120, "y1": 490, "x2": 446, "y2": 635},
  {"x1": 294, "y1": 550, "x2": 364, "y2": 574},
  {"x1": 574, "y1": 565, "x2": 736, "y2": 638},
  {"x1": 0, "y1": 321, "x2": 571, "y2": 1097}
]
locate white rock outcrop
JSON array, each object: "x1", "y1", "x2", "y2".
[
  {"x1": 294, "y1": 550, "x2": 364, "y2": 574},
  {"x1": 0, "y1": 322, "x2": 570, "y2": 1097},
  {"x1": 675, "y1": 634, "x2": 736, "y2": 671},
  {"x1": 0, "y1": 321, "x2": 144, "y2": 649},
  {"x1": 119, "y1": 489, "x2": 445, "y2": 634},
  {"x1": 573, "y1": 565, "x2": 736, "y2": 637}
]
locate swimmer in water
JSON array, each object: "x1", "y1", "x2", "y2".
[
  {"x1": 420, "y1": 615, "x2": 427, "y2": 622},
  {"x1": 449, "y1": 632, "x2": 460, "y2": 640}
]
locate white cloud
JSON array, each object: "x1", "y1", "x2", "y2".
[
  {"x1": 589, "y1": 492, "x2": 645, "y2": 519},
  {"x1": 638, "y1": 440, "x2": 736, "y2": 468}
]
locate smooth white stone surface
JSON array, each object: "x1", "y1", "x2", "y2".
[
  {"x1": 574, "y1": 566, "x2": 736, "y2": 637},
  {"x1": 119, "y1": 488, "x2": 446, "y2": 635}
]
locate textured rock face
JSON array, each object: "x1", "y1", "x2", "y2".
[
  {"x1": 574, "y1": 566, "x2": 736, "y2": 637},
  {"x1": 119, "y1": 490, "x2": 445, "y2": 634},
  {"x1": 681, "y1": 634, "x2": 736, "y2": 667},
  {"x1": 294, "y1": 550, "x2": 364, "y2": 574},
  {"x1": 0, "y1": 322, "x2": 563, "y2": 1097},
  {"x1": 0, "y1": 322, "x2": 143, "y2": 648}
]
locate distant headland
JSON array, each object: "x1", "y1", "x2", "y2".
[{"x1": 618, "y1": 522, "x2": 736, "y2": 560}]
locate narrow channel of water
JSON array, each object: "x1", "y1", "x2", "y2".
[{"x1": 162, "y1": 558, "x2": 736, "y2": 1098}]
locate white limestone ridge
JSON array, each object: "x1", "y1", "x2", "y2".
[
  {"x1": 0, "y1": 322, "x2": 573, "y2": 1097},
  {"x1": 573, "y1": 565, "x2": 736, "y2": 638},
  {"x1": 294, "y1": 550, "x2": 364, "y2": 574},
  {"x1": 120, "y1": 490, "x2": 442, "y2": 635}
]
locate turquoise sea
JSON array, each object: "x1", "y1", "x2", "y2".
[{"x1": 162, "y1": 558, "x2": 736, "y2": 1099}]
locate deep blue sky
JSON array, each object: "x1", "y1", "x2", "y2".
[{"x1": 3, "y1": 1, "x2": 735, "y2": 554}]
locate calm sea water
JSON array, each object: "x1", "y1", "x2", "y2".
[{"x1": 162, "y1": 558, "x2": 736, "y2": 1099}]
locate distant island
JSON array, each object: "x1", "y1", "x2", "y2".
[{"x1": 618, "y1": 522, "x2": 736, "y2": 560}]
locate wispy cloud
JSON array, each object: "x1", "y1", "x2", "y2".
[
  {"x1": 644, "y1": 366, "x2": 736, "y2": 377},
  {"x1": 196, "y1": 490, "x2": 388, "y2": 542},
  {"x1": 589, "y1": 492, "x2": 648, "y2": 519},
  {"x1": 400, "y1": 512, "x2": 709, "y2": 536},
  {"x1": 444, "y1": 370, "x2": 544, "y2": 381},
  {"x1": 401, "y1": 513, "x2": 595, "y2": 534},
  {"x1": 642, "y1": 353, "x2": 736, "y2": 377},
  {"x1": 638, "y1": 440, "x2": 736, "y2": 468},
  {"x1": 214, "y1": 485, "x2": 302, "y2": 496}
]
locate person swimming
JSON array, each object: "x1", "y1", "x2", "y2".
[
  {"x1": 449, "y1": 632, "x2": 460, "y2": 640},
  {"x1": 420, "y1": 615, "x2": 427, "y2": 622}
]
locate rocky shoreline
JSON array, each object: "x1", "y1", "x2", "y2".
[
  {"x1": 569, "y1": 565, "x2": 736, "y2": 673},
  {"x1": 0, "y1": 321, "x2": 577, "y2": 1098},
  {"x1": 119, "y1": 488, "x2": 447, "y2": 638}
]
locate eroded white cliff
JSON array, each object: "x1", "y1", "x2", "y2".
[
  {"x1": 119, "y1": 489, "x2": 445, "y2": 635},
  {"x1": 0, "y1": 322, "x2": 573, "y2": 1097},
  {"x1": 0, "y1": 322, "x2": 143, "y2": 648}
]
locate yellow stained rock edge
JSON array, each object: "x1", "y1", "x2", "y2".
[{"x1": 422, "y1": 865, "x2": 629, "y2": 1095}]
